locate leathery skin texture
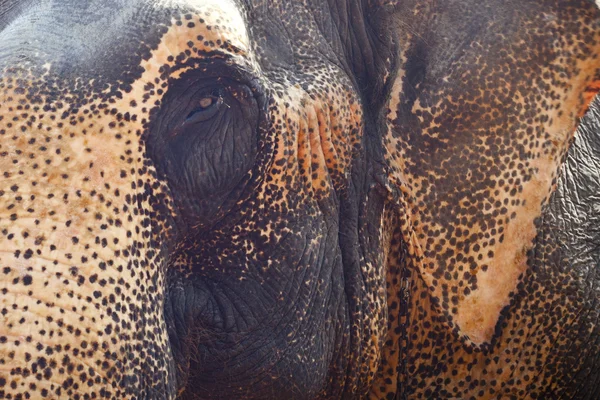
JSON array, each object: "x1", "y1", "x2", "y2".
[{"x1": 0, "y1": 0, "x2": 598, "y2": 399}]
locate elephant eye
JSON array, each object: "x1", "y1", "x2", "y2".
[
  {"x1": 185, "y1": 90, "x2": 224, "y2": 122},
  {"x1": 148, "y1": 71, "x2": 261, "y2": 230}
]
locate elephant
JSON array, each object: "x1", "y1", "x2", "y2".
[{"x1": 0, "y1": 0, "x2": 600, "y2": 398}]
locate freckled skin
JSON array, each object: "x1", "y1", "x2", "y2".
[
  {"x1": 0, "y1": 0, "x2": 599, "y2": 399},
  {"x1": 374, "y1": 0, "x2": 600, "y2": 399}
]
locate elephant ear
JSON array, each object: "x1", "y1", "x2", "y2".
[{"x1": 374, "y1": 0, "x2": 600, "y2": 344}]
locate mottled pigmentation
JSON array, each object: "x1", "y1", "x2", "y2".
[
  {"x1": 1, "y1": 0, "x2": 600, "y2": 399},
  {"x1": 376, "y1": 0, "x2": 600, "y2": 399},
  {"x1": 382, "y1": 0, "x2": 600, "y2": 341},
  {"x1": 0, "y1": 6, "x2": 178, "y2": 400},
  {"x1": 0, "y1": 0, "x2": 387, "y2": 399},
  {"x1": 150, "y1": 2, "x2": 384, "y2": 398},
  {"x1": 376, "y1": 98, "x2": 600, "y2": 400}
]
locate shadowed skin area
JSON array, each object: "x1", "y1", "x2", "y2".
[{"x1": 0, "y1": 0, "x2": 599, "y2": 399}]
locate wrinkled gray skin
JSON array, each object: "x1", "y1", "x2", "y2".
[{"x1": 0, "y1": 0, "x2": 600, "y2": 399}]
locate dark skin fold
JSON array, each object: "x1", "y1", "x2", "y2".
[{"x1": 0, "y1": 0, "x2": 599, "y2": 399}]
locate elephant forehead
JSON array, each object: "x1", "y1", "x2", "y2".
[
  {"x1": 147, "y1": 0, "x2": 252, "y2": 60},
  {"x1": 0, "y1": 0, "x2": 253, "y2": 90}
]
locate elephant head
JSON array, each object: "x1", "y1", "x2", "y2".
[{"x1": 0, "y1": 0, "x2": 599, "y2": 399}]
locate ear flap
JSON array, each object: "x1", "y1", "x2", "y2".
[{"x1": 377, "y1": 0, "x2": 600, "y2": 345}]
